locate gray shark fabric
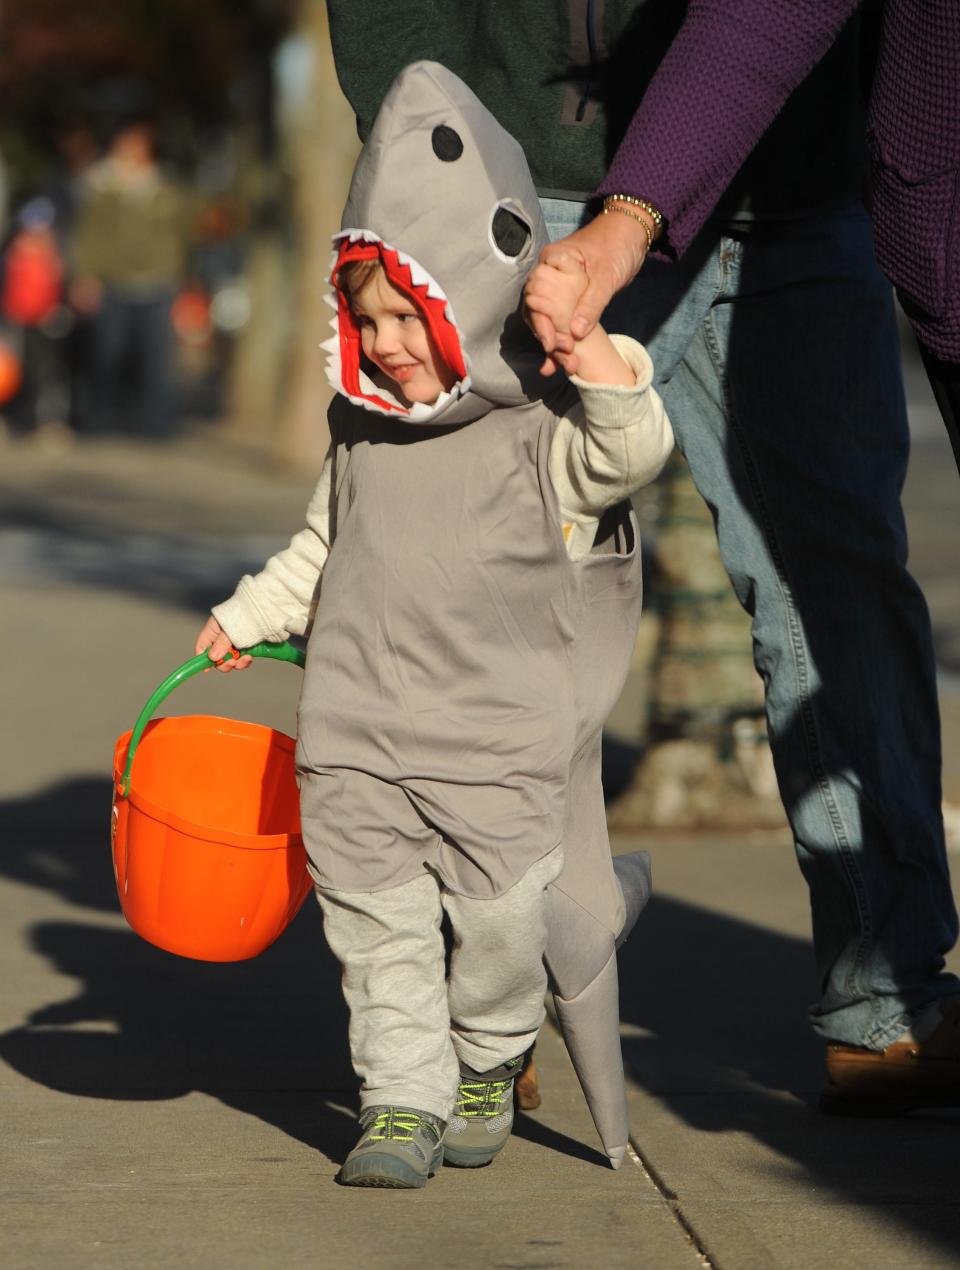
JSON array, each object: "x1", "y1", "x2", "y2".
[
  {"x1": 297, "y1": 63, "x2": 646, "y2": 905},
  {"x1": 548, "y1": 847, "x2": 652, "y2": 1169},
  {"x1": 214, "y1": 61, "x2": 664, "y2": 1164}
]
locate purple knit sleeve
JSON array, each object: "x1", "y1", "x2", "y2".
[
  {"x1": 595, "y1": 0, "x2": 860, "y2": 257},
  {"x1": 868, "y1": 0, "x2": 960, "y2": 359}
]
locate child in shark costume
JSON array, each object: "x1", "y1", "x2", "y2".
[{"x1": 200, "y1": 62, "x2": 673, "y2": 1188}]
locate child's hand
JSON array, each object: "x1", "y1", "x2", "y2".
[
  {"x1": 195, "y1": 616, "x2": 253, "y2": 673},
  {"x1": 523, "y1": 253, "x2": 590, "y2": 375}
]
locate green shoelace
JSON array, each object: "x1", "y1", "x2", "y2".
[
  {"x1": 455, "y1": 1078, "x2": 512, "y2": 1118},
  {"x1": 365, "y1": 1109, "x2": 441, "y2": 1143}
]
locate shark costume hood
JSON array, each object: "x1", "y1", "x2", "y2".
[
  {"x1": 323, "y1": 59, "x2": 551, "y2": 427},
  {"x1": 306, "y1": 62, "x2": 651, "y2": 1170}
]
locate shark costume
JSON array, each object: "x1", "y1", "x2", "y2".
[{"x1": 213, "y1": 63, "x2": 672, "y2": 1171}]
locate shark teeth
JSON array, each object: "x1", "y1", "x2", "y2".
[
  {"x1": 395, "y1": 249, "x2": 448, "y2": 302},
  {"x1": 406, "y1": 389, "x2": 453, "y2": 421},
  {"x1": 324, "y1": 361, "x2": 343, "y2": 395},
  {"x1": 342, "y1": 227, "x2": 383, "y2": 246},
  {"x1": 336, "y1": 231, "x2": 450, "y2": 304},
  {"x1": 323, "y1": 339, "x2": 345, "y2": 395}
]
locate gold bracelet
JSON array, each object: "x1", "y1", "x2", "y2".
[
  {"x1": 601, "y1": 204, "x2": 653, "y2": 254},
  {"x1": 603, "y1": 194, "x2": 663, "y2": 238}
]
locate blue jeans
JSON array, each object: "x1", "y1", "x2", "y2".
[
  {"x1": 89, "y1": 287, "x2": 177, "y2": 437},
  {"x1": 542, "y1": 198, "x2": 959, "y2": 1048}
]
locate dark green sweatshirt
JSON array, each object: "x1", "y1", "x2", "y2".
[{"x1": 327, "y1": 0, "x2": 865, "y2": 226}]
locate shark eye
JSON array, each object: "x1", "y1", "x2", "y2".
[
  {"x1": 432, "y1": 125, "x2": 463, "y2": 161},
  {"x1": 492, "y1": 207, "x2": 531, "y2": 258}
]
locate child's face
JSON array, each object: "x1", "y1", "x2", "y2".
[{"x1": 352, "y1": 271, "x2": 455, "y2": 406}]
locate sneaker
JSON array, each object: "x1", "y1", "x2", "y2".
[
  {"x1": 820, "y1": 996, "x2": 960, "y2": 1116},
  {"x1": 338, "y1": 1106, "x2": 445, "y2": 1188},
  {"x1": 444, "y1": 1057, "x2": 523, "y2": 1168}
]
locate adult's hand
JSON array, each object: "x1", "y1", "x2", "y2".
[{"x1": 529, "y1": 208, "x2": 652, "y2": 375}]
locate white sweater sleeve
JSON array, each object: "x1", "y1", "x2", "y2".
[
  {"x1": 548, "y1": 334, "x2": 674, "y2": 561},
  {"x1": 211, "y1": 451, "x2": 334, "y2": 648}
]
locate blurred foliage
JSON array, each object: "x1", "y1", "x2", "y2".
[
  {"x1": 1, "y1": 0, "x2": 284, "y2": 116},
  {"x1": 0, "y1": 0, "x2": 293, "y2": 188}
]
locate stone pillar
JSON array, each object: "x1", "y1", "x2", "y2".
[{"x1": 609, "y1": 452, "x2": 786, "y2": 831}]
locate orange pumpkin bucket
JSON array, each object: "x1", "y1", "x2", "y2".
[{"x1": 111, "y1": 641, "x2": 312, "y2": 962}]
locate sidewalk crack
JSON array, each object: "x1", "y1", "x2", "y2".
[{"x1": 626, "y1": 1138, "x2": 717, "y2": 1268}]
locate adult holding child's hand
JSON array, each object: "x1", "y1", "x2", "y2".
[
  {"x1": 326, "y1": 0, "x2": 960, "y2": 1123},
  {"x1": 526, "y1": 203, "x2": 655, "y2": 377}
]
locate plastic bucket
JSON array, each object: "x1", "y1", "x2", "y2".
[{"x1": 111, "y1": 641, "x2": 312, "y2": 961}]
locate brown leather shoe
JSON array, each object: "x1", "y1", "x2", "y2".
[
  {"x1": 514, "y1": 1050, "x2": 541, "y2": 1111},
  {"x1": 820, "y1": 996, "x2": 960, "y2": 1116}
]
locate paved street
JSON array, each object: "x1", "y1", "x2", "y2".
[{"x1": 1, "y1": 342, "x2": 959, "y2": 1268}]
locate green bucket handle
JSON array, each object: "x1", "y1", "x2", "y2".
[{"x1": 117, "y1": 641, "x2": 306, "y2": 798}]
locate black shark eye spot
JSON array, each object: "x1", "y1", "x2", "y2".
[
  {"x1": 492, "y1": 207, "x2": 531, "y2": 258},
  {"x1": 432, "y1": 125, "x2": 463, "y2": 161}
]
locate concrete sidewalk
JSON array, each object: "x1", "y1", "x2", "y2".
[{"x1": 1, "y1": 424, "x2": 958, "y2": 1268}]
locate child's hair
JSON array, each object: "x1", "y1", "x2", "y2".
[{"x1": 337, "y1": 257, "x2": 383, "y2": 309}]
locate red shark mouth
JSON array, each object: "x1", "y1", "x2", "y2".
[{"x1": 323, "y1": 231, "x2": 469, "y2": 419}]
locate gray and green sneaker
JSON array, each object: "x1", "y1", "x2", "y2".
[
  {"x1": 444, "y1": 1056, "x2": 524, "y2": 1168},
  {"x1": 338, "y1": 1106, "x2": 445, "y2": 1189}
]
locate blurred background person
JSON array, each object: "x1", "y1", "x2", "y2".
[
  {"x1": 43, "y1": 121, "x2": 99, "y2": 435},
  {"x1": 0, "y1": 0, "x2": 353, "y2": 461},
  {"x1": 0, "y1": 195, "x2": 70, "y2": 440},
  {"x1": 70, "y1": 119, "x2": 188, "y2": 439}
]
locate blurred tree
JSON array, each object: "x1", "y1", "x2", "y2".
[
  {"x1": 224, "y1": 1, "x2": 357, "y2": 468},
  {"x1": 270, "y1": 0, "x2": 357, "y2": 469}
]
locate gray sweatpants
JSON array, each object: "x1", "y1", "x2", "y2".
[{"x1": 316, "y1": 848, "x2": 563, "y2": 1121}]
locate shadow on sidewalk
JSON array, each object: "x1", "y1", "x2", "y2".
[
  {"x1": 0, "y1": 776, "x2": 608, "y2": 1172},
  {"x1": 619, "y1": 898, "x2": 960, "y2": 1257},
  {"x1": 0, "y1": 775, "x2": 358, "y2": 1163},
  {"x1": 1, "y1": 496, "x2": 285, "y2": 619},
  {"x1": 0, "y1": 914, "x2": 359, "y2": 1159},
  {"x1": 3, "y1": 775, "x2": 960, "y2": 1248}
]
